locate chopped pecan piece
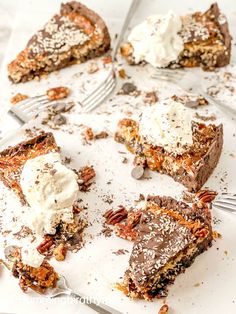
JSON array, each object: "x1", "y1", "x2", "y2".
[
  {"x1": 77, "y1": 166, "x2": 96, "y2": 191},
  {"x1": 158, "y1": 304, "x2": 169, "y2": 314},
  {"x1": 46, "y1": 86, "x2": 70, "y2": 101},
  {"x1": 115, "y1": 224, "x2": 138, "y2": 241},
  {"x1": 104, "y1": 206, "x2": 128, "y2": 225},
  {"x1": 73, "y1": 205, "x2": 83, "y2": 214},
  {"x1": 87, "y1": 62, "x2": 99, "y2": 74},
  {"x1": 82, "y1": 127, "x2": 94, "y2": 142},
  {"x1": 118, "y1": 69, "x2": 127, "y2": 79},
  {"x1": 133, "y1": 155, "x2": 147, "y2": 167},
  {"x1": 102, "y1": 55, "x2": 112, "y2": 64},
  {"x1": 212, "y1": 230, "x2": 222, "y2": 239},
  {"x1": 10, "y1": 93, "x2": 29, "y2": 105},
  {"x1": 94, "y1": 131, "x2": 109, "y2": 139},
  {"x1": 194, "y1": 228, "x2": 209, "y2": 238},
  {"x1": 127, "y1": 211, "x2": 142, "y2": 228},
  {"x1": 37, "y1": 235, "x2": 54, "y2": 254},
  {"x1": 143, "y1": 91, "x2": 158, "y2": 104},
  {"x1": 195, "y1": 189, "x2": 217, "y2": 204},
  {"x1": 53, "y1": 243, "x2": 67, "y2": 261}
]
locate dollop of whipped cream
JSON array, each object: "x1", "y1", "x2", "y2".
[
  {"x1": 139, "y1": 99, "x2": 194, "y2": 154},
  {"x1": 128, "y1": 11, "x2": 184, "y2": 67},
  {"x1": 21, "y1": 243, "x2": 45, "y2": 268},
  {"x1": 20, "y1": 152, "x2": 78, "y2": 236}
]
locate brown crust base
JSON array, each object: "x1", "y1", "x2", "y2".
[
  {"x1": 206, "y1": 3, "x2": 231, "y2": 67},
  {"x1": 171, "y1": 124, "x2": 223, "y2": 192}
]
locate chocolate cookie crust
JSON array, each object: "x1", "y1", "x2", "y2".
[{"x1": 121, "y1": 196, "x2": 213, "y2": 300}]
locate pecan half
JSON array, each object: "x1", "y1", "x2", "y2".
[
  {"x1": 46, "y1": 86, "x2": 70, "y2": 101},
  {"x1": 104, "y1": 206, "x2": 128, "y2": 225},
  {"x1": 82, "y1": 127, "x2": 94, "y2": 142},
  {"x1": 37, "y1": 236, "x2": 54, "y2": 254},
  {"x1": 127, "y1": 211, "x2": 142, "y2": 228},
  {"x1": 195, "y1": 228, "x2": 209, "y2": 238},
  {"x1": 10, "y1": 93, "x2": 29, "y2": 105},
  {"x1": 115, "y1": 224, "x2": 138, "y2": 241},
  {"x1": 195, "y1": 190, "x2": 217, "y2": 204},
  {"x1": 53, "y1": 243, "x2": 67, "y2": 261},
  {"x1": 94, "y1": 131, "x2": 109, "y2": 139},
  {"x1": 77, "y1": 166, "x2": 96, "y2": 191}
]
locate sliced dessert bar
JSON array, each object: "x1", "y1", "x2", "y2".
[
  {"x1": 115, "y1": 104, "x2": 223, "y2": 192},
  {"x1": 0, "y1": 132, "x2": 86, "y2": 262},
  {"x1": 0, "y1": 132, "x2": 59, "y2": 202},
  {"x1": 119, "y1": 196, "x2": 213, "y2": 300},
  {"x1": 121, "y1": 3, "x2": 231, "y2": 70},
  {"x1": 8, "y1": 1, "x2": 111, "y2": 83}
]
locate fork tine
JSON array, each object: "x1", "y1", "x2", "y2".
[
  {"x1": 83, "y1": 75, "x2": 115, "y2": 103},
  {"x1": 213, "y1": 203, "x2": 236, "y2": 214},
  {"x1": 24, "y1": 99, "x2": 50, "y2": 113},
  {"x1": 152, "y1": 75, "x2": 179, "y2": 85},
  {"x1": 155, "y1": 68, "x2": 183, "y2": 75},
  {"x1": 83, "y1": 69, "x2": 114, "y2": 105},
  {"x1": 82, "y1": 80, "x2": 115, "y2": 110},
  {"x1": 214, "y1": 199, "x2": 236, "y2": 207},
  {"x1": 83, "y1": 77, "x2": 116, "y2": 112},
  {"x1": 83, "y1": 78, "x2": 116, "y2": 112},
  {"x1": 16, "y1": 95, "x2": 48, "y2": 110},
  {"x1": 152, "y1": 70, "x2": 183, "y2": 81},
  {"x1": 83, "y1": 66, "x2": 113, "y2": 100}
]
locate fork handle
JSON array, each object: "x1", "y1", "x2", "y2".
[
  {"x1": 69, "y1": 292, "x2": 123, "y2": 314},
  {"x1": 111, "y1": 0, "x2": 141, "y2": 59}
]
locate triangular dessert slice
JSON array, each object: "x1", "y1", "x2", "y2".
[
  {"x1": 117, "y1": 196, "x2": 213, "y2": 300},
  {"x1": 8, "y1": 1, "x2": 111, "y2": 83},
  {"x1": 0, "y1": 132, "x2": 59, "y2": 202},
  {"x1": 121, "y1": 3, "x2": 231, "y2": 70},
  {"x1": 115, "y1": 99, "x2": 223, "y2": 192}
]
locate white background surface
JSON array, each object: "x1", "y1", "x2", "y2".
[{"x1": 0, "y1": 1, "x2": 236, "y2": 314}]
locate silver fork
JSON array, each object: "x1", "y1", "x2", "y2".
[
  {"x1": 151, "y1": 68, "x2": 236, "y2": 118},
  {"x1": 2, "y1": 246, "x2": 122, "y2": 314},
  {"x1": 213, "y1": 193, "x2": 236, "y2": 214},
  {"x1": 10, "y1": 94, "x2": 52, "y2": 124},
  {"x1": 80, "y1": 0, "x2": 140, "y2": 113}
]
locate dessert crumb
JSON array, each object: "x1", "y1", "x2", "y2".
[
  {"x1": 10, "y1": 93, "x2": 29, "y2": 105},
  {"x1": 158, "y1": 304, "x2": 169, "y2": 314}
]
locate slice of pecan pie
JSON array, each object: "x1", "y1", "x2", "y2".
[
  {"x1": 115, "y1": 116, "x2": 223, "y2": 192},
  {"x1": 0, "y1": 132, "x2": 86, "y2": 260},
  {"x1": 121, "y1": 3, "x2": 231, "y2": 70},
  {"x1": 109, "y1": 196, "x2": 213, "y2": 300},
  {"x1": 8, "y1": 1, "x2": 111, "y2": 83},
  {"x1": 0, "y1": 132, "x2": 59, "y2": 202}
]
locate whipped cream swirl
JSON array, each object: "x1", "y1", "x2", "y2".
[
  {"x1": 128, "y1": 11, "x2": 184, "y2": 67},
  {"x1": 139, "y1": 99, "x2": 194, "y2": 154}
]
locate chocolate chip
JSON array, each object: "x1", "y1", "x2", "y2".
[
  {"x1": 50, "y1": 169, "x2": 57, "y2": 176},
  {"x1": 131, "y1": 165, "x2": 144, "y2": 180},
  {"x1": 52, "y1": 114, "x2": 66, "y2": 126},
  {"x1": 185, "y1": 100, "x2": 199, "y2": 108},
  {"x1": 52, "y1": 102, "x2": 74, "y2": 113},
  {"x1": 121, "y1": 82, "x2": 137, "y2": 95}
]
